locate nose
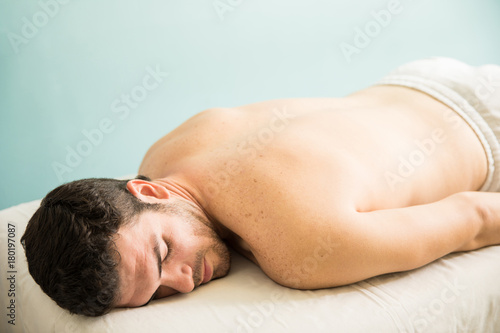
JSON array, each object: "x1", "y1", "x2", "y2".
[{"x1": 160, "y1": 262, "x2": 195, "y2": 294}]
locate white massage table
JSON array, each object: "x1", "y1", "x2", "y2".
[{"x1": 1, "y1": 199, "x2": 500, "y2": 333}]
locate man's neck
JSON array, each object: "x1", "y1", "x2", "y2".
[{"x1": 153, "y1": 177, "x2": 230, "y2": 238}]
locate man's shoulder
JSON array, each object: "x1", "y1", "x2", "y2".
[{"x1": 189, "y1": 107, "x2": 247, "y2": 126}]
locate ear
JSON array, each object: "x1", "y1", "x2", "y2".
[{"x1": 126, "y1": 179, "x2": 171, "y2": 203}]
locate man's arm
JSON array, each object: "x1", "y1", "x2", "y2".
[{"x1": 267, "y1": 191, "x2": 500, "y2": 289}]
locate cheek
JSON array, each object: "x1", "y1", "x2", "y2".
[
  {"x1": 168, "y1": 222, "x2": 221, "y2": 260},
  {"x1": 175, "y1": 229, "x2": 206, "y2": 251}
]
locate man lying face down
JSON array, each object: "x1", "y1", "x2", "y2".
[{"x1": 22, "y1": 57, "x2": 500, "y2": 316}]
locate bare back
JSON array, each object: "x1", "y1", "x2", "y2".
[
  {"x1": 138, "y1": 85, "x2": 488, "y2": 285},
  {"x1": 140, "y1": 85, "x2": 486, "y2": 210}
]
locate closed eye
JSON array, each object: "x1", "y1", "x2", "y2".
[
  {"x1": 155, "y1": 238, "x2": 172, "y2": 278},
  {"x1": 146, "y1": 238, "x2": 172, "y2": 306},
  {"x1": 164, "y1": 239, "x2": 172, "y2": 261},
  {"x1": 153, "y1": 238, "x2": 162, "y2": 278}
]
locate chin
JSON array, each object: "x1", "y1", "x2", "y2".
[{"x1": 213, "y1": 248, "x2": 232, "y2": 279}]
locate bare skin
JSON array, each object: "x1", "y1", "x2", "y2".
[{"x1": 115, "y1": 85, "x2": 500, "y2": 308}]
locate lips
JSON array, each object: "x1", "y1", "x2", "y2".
[{"x1": 202, "y1": 258, "x2": 212, "y2": 284}]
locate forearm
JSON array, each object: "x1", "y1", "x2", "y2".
[
  {"x1": 276, "y1": 191, "x2": 499, "y2": 289},
  {"x1": 356, "y1": 192, "x2": 484, "y2": 270}
]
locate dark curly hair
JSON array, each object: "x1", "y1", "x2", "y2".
[{"x1": 21, "y1": 175, "x2": 162, "y2": 316}]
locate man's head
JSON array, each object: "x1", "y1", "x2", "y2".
[
  {"x1": 21, "y1": 176, "x2": 231, "y2": 316},
  {"x1": 113, "y1": 179, "x2": 231, "y2": 307}
]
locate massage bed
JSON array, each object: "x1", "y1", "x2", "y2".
[{"x1": 1, "y1": 198, "x2": 500, "y2": 333}]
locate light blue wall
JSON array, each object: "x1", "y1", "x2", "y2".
[{"x1": 1, "y1": 0, "x2": 499, "y2": 209}]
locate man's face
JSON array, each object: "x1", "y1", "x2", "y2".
[{"x1": 114, "y1": 204, "x2": 231, "y2": 308}]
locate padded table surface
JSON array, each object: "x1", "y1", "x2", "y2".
[{"x1": 1, "y1": 200, "x2": 499, "y2": 333}]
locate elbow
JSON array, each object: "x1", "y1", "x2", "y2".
[
  {"x1": 450, "y1": 192, "x2": 485, "y2": 251},
  {"x1": 264, "y1": 262, "x2": 361, "y2": 290}
]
